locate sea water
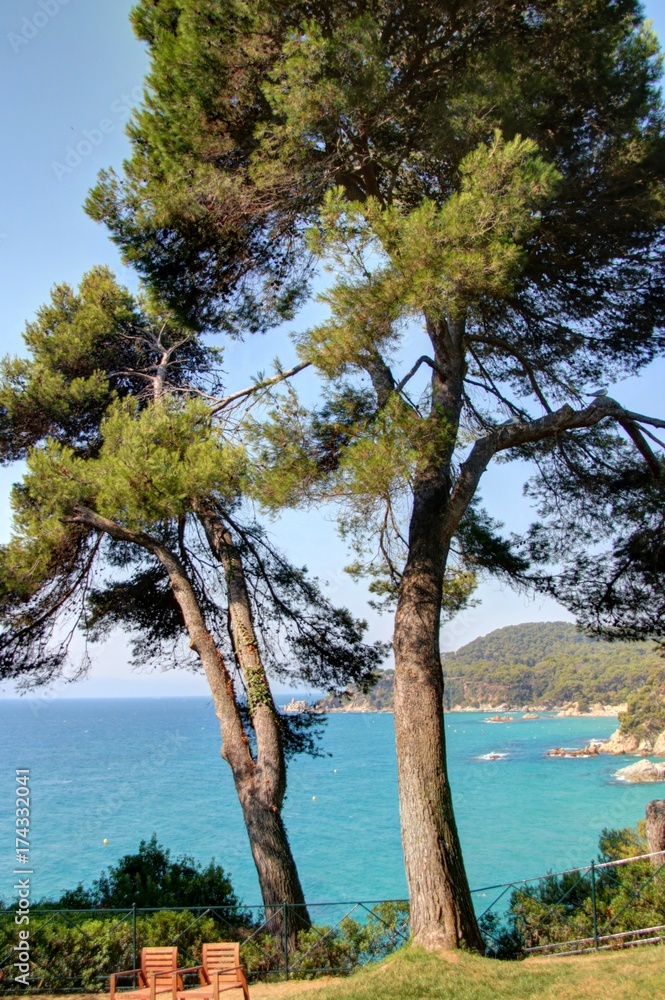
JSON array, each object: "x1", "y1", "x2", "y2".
[{"x1": 0, "y1": 698, "x2": 660, "y2": 905}]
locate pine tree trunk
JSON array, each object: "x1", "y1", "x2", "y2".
[
  {"x1": 237, "y1": 781, "x2": 310, "y2": 937},
  {"x1": 392, "y1": 478, "x2": 484, "y2": 952},
  {"x1": 385, "y1": 315, "x2": 483, "y2": 952},
  {"x1": 68, "y1": 507, "x2": 309, "y2": 941},
  {"x1": 197, "y1": 508, "x2": 310, "y2": 936}
]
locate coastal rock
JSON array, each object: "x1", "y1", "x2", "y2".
[
  {"x1": 646, "y1": 800, "x2": 665, "y2": 861},
  {"x1": 522, "y1": 712, "x2": 539, "y2": 720},
  {"x1": 653, "y1": 732, "x2": 665, "y2": 757},
  {"x1": 615, "y1": 759, "x2": 665, "y2": 783},
  {"x1": 282, "y1": 699, "x2": 318, "y2": 714},
  {"x1": 596, "y1": 728, "x2": 640, "y2": 754},
  {"x1": 486, "y1": 714, "x2": 513, "y2": 723},
  {"x1": 546, "y1": 745, "x2": 599, "y2": 758},
  {"x1": 555, "y1": 702, "x2": 625, "y2": 717}
]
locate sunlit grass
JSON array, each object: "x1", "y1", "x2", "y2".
[{"x1": 283, "y1": 945, "x2": 665, "y2": 1000}]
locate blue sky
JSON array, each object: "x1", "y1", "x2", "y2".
[{"x1": 1, "y1": 1, "x2": 664, "y2": 698}]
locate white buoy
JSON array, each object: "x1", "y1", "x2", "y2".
[
  {"x1": 103, "y1": 839, "x2": 109, "y2": 845},
  {"x1": 312, "y1": 796, "x2": 316, "y2": 801}
]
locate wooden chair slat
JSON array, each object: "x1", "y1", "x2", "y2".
[
  {"x1": 177, "y1": 943, "x2": 248, "y2": 1000},
  {"x1": 110, "y1": 947, "x2": 180, "y2": 1000}
]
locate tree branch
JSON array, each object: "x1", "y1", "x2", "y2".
[
  {"x1": 64, "y1": 505, "x2": 253, "y2": 775},
  {"x1": 617, "y1": 419, "x2": 662, "y2": 477},
  {"x1": 468, "y1": 333, "x2": 552, "y2": 412},
  {"x1": 395, "y1": 355, "x2": 448, "y2": 394},
  {"x1": 209, "y1": 362, "x2": 311, "y2": 414},
  {"x1": 445, "y1": 396, "x2": 662, "y2": 543}
]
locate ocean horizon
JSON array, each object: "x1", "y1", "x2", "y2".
[{"x1": 0, "y1": 697, "x2": 659, "y2": 906}]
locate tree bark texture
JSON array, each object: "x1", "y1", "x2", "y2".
[
  {"x1": 198, "y1": 508, "x2": 310, "y2": 930},
  {"x1": 390, "y1": 320, "x2": 484, "y2": 952},
  {"x1": 68, "y1": 507, "x2": 309, "y2": 935},
  {"x1": 393, "y1": 480, "x2": 484, "y2": 952},
  {"x1": 383, "y1": 324, "x2": 642, "y2": 950},
  {"x1": 646, "y1": 800, "x2": 665, "y2": 867}
]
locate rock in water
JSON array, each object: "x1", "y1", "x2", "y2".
[
  {"x1": 614, "y1": 759, "x2": 665, "y2": 783},
  {"x1": 282, "y1": 699, "x2": 316, "y2": 714},
  {"x1": 598, "y1": 729, "x2": 640, "y2": 754}
]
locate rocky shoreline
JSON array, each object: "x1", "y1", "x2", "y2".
[
  {"x1": 614, "y1": 759, "x2": 665, "y2": 783},
  {"x1": 544, "y1": 727, "x2": 665, "y2": 781},
  {"x1": 281, "y1": 697, "x2": 626, "y2": 718},
  {"x1": 282, "y1": 697, "x2": 665, "y2": 782}
]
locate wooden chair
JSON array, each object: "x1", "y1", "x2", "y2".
[
  {"x1": 176, "y1": 943, "x2": 249, "y2": 1000},
  {"x1": 110, "y1": 946, "x2": 182, "y2": 1000}
]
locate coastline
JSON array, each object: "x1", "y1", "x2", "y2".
[{"x1": 281, "y1": 699, "x2": 624, "y2": 719}]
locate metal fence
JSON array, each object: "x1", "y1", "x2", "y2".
[
  {"x1": 0, "y1": 899, "x2": 409, "y2": 993},
  {"x1": 472, "y1": 849, "x2": 665, "y2": 957},
  {"x1": 1, "y1": 851, "x2": 663, "y2": 992}
]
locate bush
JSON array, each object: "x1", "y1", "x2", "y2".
[
  {"x1": 39, "y1": 835, "x2": 244, "y2": 914},
  {"x1": 0, "y1": 901, "x2": 410, "y2": 991},
  {"x1": 481, "y1": 822, "x2": 665, "y2": 958}
]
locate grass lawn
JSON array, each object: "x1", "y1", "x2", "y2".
[
  {"x1": 9, "y1": 947, "x2": 664, "y2": 1000},
  {"x1": 275, "y1": 945, "x2": 665, "y2": 1000}
]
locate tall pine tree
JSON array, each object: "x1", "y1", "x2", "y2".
[
  {"x1": 0, "y1": 268, "x2": 385, "y2": 933},
  {"x1": 87, "y1": 1, "x2": 665, "y2": 949}
]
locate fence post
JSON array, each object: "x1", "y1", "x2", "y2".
[
  {"x1": 132, "y1": 902, "x2": 138, "y2": 984},
  {"x1": 590, "y1": 861, "x2": 599, "y2": 950},
  {"x1": 282, "y1": 902, "x2": 289, "y2": 981}
]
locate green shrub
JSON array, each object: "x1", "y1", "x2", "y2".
[
  {"x1": 42, "y1": 835, "x2": 243, "y2": 913},
  {"x1": 481, "y1": 822, "x2": 665, "y2": 958},
  {"x1": 0, "y1": 902, "x2": 411, "y2": 991}
]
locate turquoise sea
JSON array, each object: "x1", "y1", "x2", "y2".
[{"x1": 0, "y1": 698, "x2": 661, "y2": 906}]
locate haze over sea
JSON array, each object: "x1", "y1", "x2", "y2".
[{"x1": 0, "y1": 699, "x2": 660, "y2": 907}]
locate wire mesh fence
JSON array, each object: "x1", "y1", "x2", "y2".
[
  {"x1": 472, "y1": 849, "x2": 665, "y2": 957},
  {"x1": 1, "y1": 851, "x2": 663, "y2": 992},
  {"x1": 0, "y1": 899, "x2": 410, "y2": 993}
]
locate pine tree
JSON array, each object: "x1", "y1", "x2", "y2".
[
  {"x1": 86, "y1": 1, "x2": 665, "y2": 950},
  {"x1": 0, "y1": 268, "x2": 386, "y2": 934}
]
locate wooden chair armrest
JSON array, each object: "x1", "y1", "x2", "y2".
[
  {"x1": 113, "y1": 968, "x2": 143, "y2": 978},
  {"x1": 171, "y1": 966, "x2": 203, "y2": 976},
  {"x1": 148, "y1": 971, "x2": 180, "y2": 1000}
]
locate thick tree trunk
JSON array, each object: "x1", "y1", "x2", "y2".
[
  {"x1": 389, "y1": 316, "x2": 483, "y2": 952},
  {"x1": 393, "y1": 484, "x2": 484, "y2": 952},
  {"x1": 197, "y1": 508, "x2": 310, "y2": 933},
  {"x1": 237, "y1": 785, "x2": 309, "y2": 936}
]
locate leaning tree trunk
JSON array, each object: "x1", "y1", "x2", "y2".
[
  {"x1": 392, "y1": 478, "x2": 484, "y2": 952},
  {"x1": 197, "y1": 507, "x2": 310, "y2": 937},
  {"x1": 69, "y1": 507, "x2": 308, "y2": 940}
]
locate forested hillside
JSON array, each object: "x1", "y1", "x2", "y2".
[
  {"x1": 443, "y1": 622, "x2": 659, "y2": 709},
  {"x1": 316, "y1": 623, "x2": 661, "y2": 712}
]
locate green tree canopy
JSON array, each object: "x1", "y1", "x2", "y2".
[
  {"x1": 82, "y1": 0, "x2": 665, "y2": 953},
  {"x1": 0, "y1": 268, "x2": 387, "y2": 922},
  {"x1": 0, "y1": 268, "x2": 384, "y2": 696}
]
